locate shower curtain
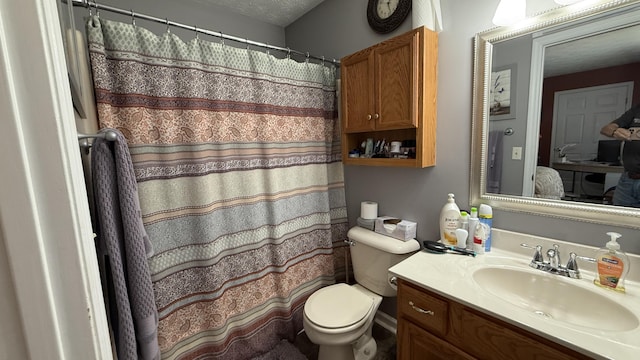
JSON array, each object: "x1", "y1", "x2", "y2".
[{"x1": 86, "y1": 16, "x2": 348, "y2": 360}]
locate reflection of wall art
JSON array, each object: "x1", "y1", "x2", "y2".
[
  {"x1": 490, "y1": 64, "x2": 516, "y2": 120},
  {"x1": 57, "y1": 0, "x2": 86, "y2": 118}
]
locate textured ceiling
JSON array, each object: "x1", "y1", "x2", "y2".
[
  {"x1": 189, "y1": 0, "x2": 326, "y2": 27},
  {"x1": 184, "y1": 1, "x2": 638, "y2": 78},
  {"x1": 544, "y1": 24, "x2": 640, "y2": 77}
]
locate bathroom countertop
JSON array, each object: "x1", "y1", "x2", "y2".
[{"x1": 388, "y1": 228, "x2": 640, "y2": 360}]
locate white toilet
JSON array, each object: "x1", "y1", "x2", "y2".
[{"x1": 302, "y1": 226, "x2": 420, "y2": 360}]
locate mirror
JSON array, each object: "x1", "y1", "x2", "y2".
[{"x1": 471, "y1": 0, "x2": 640, "y2": 229}]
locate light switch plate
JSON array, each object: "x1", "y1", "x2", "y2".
[{"x1": 512, "y1": 146, "x2": 522, "y2": 160}]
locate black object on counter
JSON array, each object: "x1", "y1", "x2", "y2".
[{"x1": 422, "y1": 240, "x2": 476, "y2": 257}]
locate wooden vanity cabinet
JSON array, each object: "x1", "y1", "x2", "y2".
[
  {"x1": 340, "y1": 26, "x2": 437, "y2": 168},
  {"x1": 396, "y1": 279, "x2": 592, "y2": 360}
]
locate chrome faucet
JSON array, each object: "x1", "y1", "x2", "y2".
[
  {"x1": 546, "y1": 244, "x2": 561, "y2": 268},
  {"x1": 521, "y1": 243, "x2": 595, "y2": 279}
]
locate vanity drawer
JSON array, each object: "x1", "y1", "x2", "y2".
[
  {"x1": 457, "y1": 306, "x2": 588, "y2": 360},
  {"x1": 398, "y1": 279, "x2": 449, "y2": 336}
]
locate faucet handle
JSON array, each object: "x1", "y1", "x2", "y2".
[
  {"x1": 566, "y1": 252, "x2": 596, "y2": 270},
  {"x1": 546, "y1": 248, "x2": 559, "y2": 268},
  {"x1": 565, "y1": 252, "x2": 597, "y2": 279},
  {"x1": 552, "y1": 244, "x2": 561, "y2": 266},
  {"x1": 520, "y1": 243, "x2": 544, "y2": 263}
]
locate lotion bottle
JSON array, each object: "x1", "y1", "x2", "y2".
[
  {"x1": 440, "y1": 193, "x2": 461, "y2": 246},
  {"x1": 467, "y1": 207, "x2": 479, "y2": 250},
  {"x1": 594, "y1": 232, "x2": 629, "y2": 293},
  {"x1": 460, "y1": 211, "x2": 469, "y2": 231},
  {"x1": 458, "y1": 211, "x2": 469, "y2": 248}
]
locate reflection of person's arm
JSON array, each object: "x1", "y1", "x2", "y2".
[
  {"x1": 600, "y1": 122, "x2": 619, "y2": 138},
  {"x1": 601, "y1": 122, "x2": 631, "y2": 140},
  {"x1": 602, "y1": 105, "x2": 639, "y2": 140}
]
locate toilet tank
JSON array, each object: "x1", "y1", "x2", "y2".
[{"x1": 347, "y1": 226, "x2": 420, "y2": 297}]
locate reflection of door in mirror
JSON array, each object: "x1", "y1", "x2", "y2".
[
  {"x1": 528, "y1": 19, "x2": 640, "y2": 204},
  {"x1": 550, "y1": 84, "x2": 631, "y2": 200},
  {"x1": 551, "y1": 83, "x2": 632, "y2": 163}
]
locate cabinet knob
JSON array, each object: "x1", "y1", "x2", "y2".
[
  {"x1": 374, "y1": 113, "x2": 380, "y2": 119},
  {"x1": 367, "y1": 114, "x2": 372, "y2": 120}
]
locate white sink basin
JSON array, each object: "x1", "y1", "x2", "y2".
[{"x1": 472, "y1": 267, "x2": 639, "y2": 332}]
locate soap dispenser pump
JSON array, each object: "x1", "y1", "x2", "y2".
[{"x1": 594, "y1": 232, "x2": 629, "y2": 293}]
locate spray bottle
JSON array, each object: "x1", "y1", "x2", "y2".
[
  {"x1": 479, "y1": 204, "x2": 493, "y2": 252},
  {"x1": 467, "y1": 207, "x2": 479, "y2": 250}
]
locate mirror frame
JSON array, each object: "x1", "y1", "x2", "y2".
[{"x1": 470, "y1": 0, "x2": 640, "y2": 229}]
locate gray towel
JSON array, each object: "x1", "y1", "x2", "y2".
[
  {"x1": 92, "y1": 129, "x2": 160, "y2": 360},
  {"x1": 487, "y1": 130, "x2": 504, "y2": 193}
]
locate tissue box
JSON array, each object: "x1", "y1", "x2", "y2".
[
  {"x1": 374, "y1": 216, "x2": 417, "y2": 241},
  {"x1": 356, "y1": 217, "x2": 376, "y2": 231}
]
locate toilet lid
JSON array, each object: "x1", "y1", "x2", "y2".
[{"x1": 304, "y1": 283, "x2": 374, "y2": 329}]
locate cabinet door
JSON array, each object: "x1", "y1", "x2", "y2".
[
  {"x1": 375, "y1": 29, "x2": 419, "y2": 131},
  {"x1": 341, "y1": 49, "x2": 376, "y2": 133},
  {"x1": 399, "y1": 320, "x2": 475, "y2": 360},
  {"x1": 458, "y1": 307, "x2": 585, "y2": 360}
]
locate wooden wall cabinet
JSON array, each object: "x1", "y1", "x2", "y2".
[
  {"x1": 340, "y1": 27, "x2": 437, "y2": 168},
  {"x1": 397, "y1": 279, "x2": 592, "y2": 360}
]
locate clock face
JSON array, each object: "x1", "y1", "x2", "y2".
[
  {"x1": 367, "y1": 0, "x2": 411, "y2": 34},
  {"x1": 377, "y1": 0, "x2": 400, "y2": 20}
]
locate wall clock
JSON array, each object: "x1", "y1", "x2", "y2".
[{"x1": 367, "y1": 0, "x2": 412, "y2": 34}]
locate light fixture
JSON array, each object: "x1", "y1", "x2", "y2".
[
  {"x1": 554, "y1": 0, "x2": 582, "y2": 4},
  {"x1": 492, "y1": 0, "x2": 526, "y2": 26}
]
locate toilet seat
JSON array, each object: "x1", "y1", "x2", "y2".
[{"x1": 304, "y1": 283, "x2": 374, "y2": 329}]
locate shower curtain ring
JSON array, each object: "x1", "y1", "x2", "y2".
[
  {"x1": 165, "y1": 18, "x2": 170, "y2": 33},
  {"x1": 305, "y1": 52, "x2": 310, "y2": 63},
  {"x1": 93, "y1": 0, "x2": 99, "y2": 17},
  {"x1": 245, "y1": 38, "x2": 249, "y2": 50},
  {"x1": 287, "y1": 48, "x2": 291, "y2": 59},
  {"x1": 220, "y1": 31, "x2": 225, "y2": 46},
  {"x1": 265, "y1": 43, "x2": 270, "y2": 55},
  {"x1": 194, "y1": 25, "x2": 199, "y2": 40},
  {"x1": 321, "y1": 56, "x2": 325, "y2": 66},
  {"x1": 130, "y1": 10, "x2": 136, "y2": 27}
]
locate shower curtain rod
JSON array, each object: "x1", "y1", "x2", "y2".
[{"x1": 71, "y1": 0, "x2": 339, "y2": 65}]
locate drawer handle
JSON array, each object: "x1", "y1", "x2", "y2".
[{"x1": 409, "y1": 301, "x2": 434, "y2": 316}]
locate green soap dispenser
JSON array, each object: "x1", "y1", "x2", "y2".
[{"x1": 594, "y1": 232, "x2": 629, "y2": 293}]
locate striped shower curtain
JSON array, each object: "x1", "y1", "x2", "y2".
[{"x1": 86, "y1": 16, "x2": 348, "y2": 360}]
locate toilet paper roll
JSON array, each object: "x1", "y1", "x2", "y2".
[
  {"x1": 412, "y1": 0, "x2": 443, "y2": 33},
  {"x1": 360, "y1": 201, "x2": 378, "y2": 220},
  {"x1": 390, "y1": 141, "x2": 402, "y2": 153}
]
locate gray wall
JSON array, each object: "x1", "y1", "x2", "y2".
[
  {"x1": 490, "y1": 36, "x2": 533, "y2": 196},
  {"x1": 73, "y1": 0, "x2": 286, "y2": 48},
  {"x1": 287, "y1": 0, "x2": 640, "y2": 255}
]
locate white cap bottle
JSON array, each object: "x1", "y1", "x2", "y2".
[
  {"x1": 439, "y1": 193, "x2": 461, "y2": 246},
  {"x1": 467, "y1": 207, "x2": 479, "y2": 250}
]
